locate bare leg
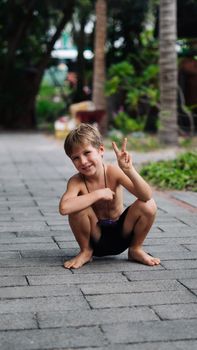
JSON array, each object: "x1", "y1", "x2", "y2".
[
  {"x1": 64, "y1": 207, "x2": 100, "y2": 269},
  {"x1": 123, "y1": 199, "x2": 160, "y2": 266}
]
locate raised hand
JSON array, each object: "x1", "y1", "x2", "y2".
[{"x1": 112, "y1": 138, "x2": 132, "y2": 171}]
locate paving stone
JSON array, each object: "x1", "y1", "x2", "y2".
[
  {"x1": 177, "y1": 217, "x2": 197, "y2": 227},
  {"x1": 0, "y1": 216, "x2": 14, "y2": 222},
  {"x1": 148, "y1": 251, "x2": 197, "y2": 260},
  {"x1": 0, "y1": 223, "x2": 49, "y2": 232},
  {"x1": 0, "y1": 276, "x2": 28, "y2": 287},
  {"x1": 0, "y1": 243, "x2": 58, "y2": 251},
  {"x1": 145, "y1": 237, "x2": 197, "y2": 245},
  {"x1": 172, "y1": 192, "x2": 197, "y2": 208},
  {"x1": 53, "y1": 234, "x2": 77, "y2": 242},
  {"x1": 125, "y1": 269, "x2": 197, "y2": 281},
  {"x1": 0, "y1": 284, "x2": 81, "y2": 299},
  {"x1": 149, "y1": 228, "x2": 197, "y2": 237},
  {"x1": 64, "y1": 341, "x2": 197, "y2": 350},
  {"x1": 157, "y1": 223, "x2": 191, "y2": 231},
  {"x1": 0, "y1": 251, "x2": 21, "y2": 259},
  {"x1": 58, "y1": 241, "x2": 79, "y2": 248},
  {"x1": 1, "y1": 133, "x2": 197, "y2": 349},
  {"x1": 184, "y1": 244, "x2": 197, "y2": 251},
  {"x1": 102, "y1": 319, "x2": 197, "y2": 344},
  {"x1": 0, "y1": 265, "x2": 70, "y2": 276},
  {"x1": 12, "y1": 216, "x2": 48, "y2": 222},
  {"x1": 72, "y1": 260, "x2": 164, "y2": 274},
  {"x1": 50, "y1": 225, "x2": 68, "y2": 231},
  {"x1": 145, "y1": 244, "x2": 189, "y2": 252},
  {"x1": 0, "y1": 313, "x2": 37, "y2": 331},
  {"x1": 0, "y1": 237, "x2": 53, "y2": 244},
  {"x1": 80, "y1": 280, "x2": 185, "y2": 295},
  {"x1": 19, "y1": 249, "x2": 71, "y2": 258},
  {"x1": 0, "y1": 295, "x2": 89, "y2": 313},
  {"x1": 0, "y1": 256, "x2": 64, "y2": 267},
  {"x1": 179, "y1": 278, "x2": 197, "y2": 290},
  {"x1": 152, "y1": 303, "x2": 197, "y2": 320},
  {"x1": 86, "y1": 290, "x2": 196, "y2": 309},
  {"x1": 38, "y1": 306, "x2": 159, "y2": 328},
  {"x1": 28, "y1": 272, "x2": 128, "y2": 286},
  {"x1": 161, "y1": 260, "x2": 197, "y2": 270},
  {"x1": 16, "y1": 230, "x2": 65, "y2": 237},
  {"x1": 0, "y1": 326, "x2": 106, "y2": 350}
]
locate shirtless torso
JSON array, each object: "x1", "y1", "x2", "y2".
[{"x1": 70, "y1": 163, "x2": 126, "y2": 222}]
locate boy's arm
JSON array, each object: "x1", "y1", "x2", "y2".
[
  {"x1": 59, "y1": 177, "x2": 114, "y2": 215},
  {"x1": 112, "y1": 139, "x2": 152, "y2": 202}
]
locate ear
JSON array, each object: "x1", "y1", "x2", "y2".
[{"x1": 98, "y1": 144, "x2": 105, "y2": 157}]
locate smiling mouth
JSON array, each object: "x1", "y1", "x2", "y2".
[{"x1": 82, "y1": 165, "x2": 92, "y2": 171}]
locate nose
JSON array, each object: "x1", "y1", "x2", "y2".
[{"x1": 80, "y1": 155, "x2": 87, "y2": 165}]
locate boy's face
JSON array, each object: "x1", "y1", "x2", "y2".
[{"x1": 70, "y1": 142, "x2": 104, "y2": 176}]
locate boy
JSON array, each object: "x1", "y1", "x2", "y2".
[{"x1": 59, "y1": 123, "x2": 160, "y2": 269}]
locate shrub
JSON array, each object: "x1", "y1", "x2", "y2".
[
  {"x1": 114, "y1": 111, "x2": 145, "y2": 134},
  {"x1": 36, "y1": 99, "x2": 65, "y2": 123},
  {"x1": 36, "y1": 83, "x2": 66, "y2": 126},
  {"x1": 140, "y1": 151, "x2": 197, "y2": 191}
]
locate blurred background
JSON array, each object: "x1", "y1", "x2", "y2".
[{"x1": 0, "y1": 0, "x2": 197, "y2": 149}]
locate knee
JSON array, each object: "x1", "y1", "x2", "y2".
[
  {"x1": 69, "y1": 206, "x2": 96, "y2": 224},
  {"x1": 138, "y1": 198, "x2": 157, "y2": 218},
  {"x1": 69, "y1": 207, "x2": 90, "y2": 221}
]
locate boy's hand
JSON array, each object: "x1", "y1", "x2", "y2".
[
  {"x1": 98, "y1": 188, "x2": 115, "y2": 201},
  {"x1": 112, "y1": 138, "x2": 132, "y2": 171}
]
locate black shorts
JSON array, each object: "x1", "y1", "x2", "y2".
[{"x1": 89, "y1": 207, "x2": 134, "y2": 257}]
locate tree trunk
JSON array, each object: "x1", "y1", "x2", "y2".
[
  {"x1": 92, "y1": 0, "x2": 107, "y2": 134},
  {"x1": 159, "y1": 0, "x2": 178, "y2": 145},
  {"x1": 75, "y1": 18, "x2": 86, "y2": 102}
]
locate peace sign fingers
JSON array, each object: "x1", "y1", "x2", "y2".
[
  {"x1": 121, "y1": 138, "x2": 127, "y2": 152},
  {"x1": 112, "y1": 141, "x2": 120, "y2": 156},
  {"x1": 112, "y1": 138, "x2": 127, "y2": 155},
  {"x1": 112, "y1": 138, "x2": 132, "y2": 170}
]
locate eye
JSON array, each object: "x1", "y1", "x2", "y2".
[
  {"x1": 84, "y1": 151, "x2": 91, "y2": 155},
  {"x1": 72, "y1": 156, "x2": 79, "y2": 161}
]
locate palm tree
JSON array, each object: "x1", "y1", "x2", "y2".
[
  {"x1": 159, "y1": 0, "x2": 178, "y2": 145},
  {"x1": 92, "y1": 0, "x2": 107, "y2": 134}
]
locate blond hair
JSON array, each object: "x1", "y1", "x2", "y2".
[{"x1": 64, "y1": 123, "x2": 103, "y2": 157}]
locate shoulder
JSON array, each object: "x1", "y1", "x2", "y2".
[
  {"x1": 105, "y1": 163, "x2": 123, "y2": 184},
  {"x1": 106, "y1": 163, "x2": 133, "y2": 188},
  {"x1": 67, "y1": 173, "x2": 83, "y2": 188},
  {"x1": 106, "y1": 163, "x2": 123, "y2": 177}
]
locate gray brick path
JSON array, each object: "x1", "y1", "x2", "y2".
[{"x1": 0, "y1": 132, "x2": 196, "y2": 350}]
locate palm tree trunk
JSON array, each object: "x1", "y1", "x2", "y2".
[
  {"x1": 92, "y1": 0, "x2": 107, "y2": 134},
  {"x1": 159, "y1": 0, "x2": 178, "y2": 145}
]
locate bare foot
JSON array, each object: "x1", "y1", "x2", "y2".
[
  {"x1": 128, "y1": 248, "x2": 160, "y2": 266},
  {"x1": 63, "y1": 250, "x2": 93, "y2": 269}
]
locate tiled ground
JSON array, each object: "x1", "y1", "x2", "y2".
[{"x1": 0, "y1": 132, "x2": 196, "y2": 350}]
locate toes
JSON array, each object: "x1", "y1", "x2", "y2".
[
  {"x1": 64, "y1": 260, "x2": 74, "y2": 269},
  {"x1": 152, "y1": 258, "x2": 160, "y2": 265}
]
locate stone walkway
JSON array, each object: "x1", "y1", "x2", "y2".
[{"x1": 0, "y1": 132, "x2": 196, "y2": 350}]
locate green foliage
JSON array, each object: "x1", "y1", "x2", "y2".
[
  {"x1": 36, "y1": 83, "x2": 65, "y2": 125},
  {"x1": 108, "y1": 61, "x2": 135, "y2": 79},
  {"x1": 114, "y1": 111, "x2": 145, "y2": 133},
  {"x1": 36, "y1": 99, "x2": 65, "y2": 123},
  {"x1": 107, "y1": 129, "x2": 161, "y2": 152},
  {"x1": 107, "y1": 0, "x2": 150, "y2": 61},
  {"x1": 105, "y1": 61, "x2": 134, "y2": 96},
  {"x1": 105, "y1": 25, "x2": 159, "y2": 133},
  {"x1": 106, "y1": 60, "x2": 159, "y2": 109},
  {"x1": 140, "y1": 152, "x2": 197, "y2": 191}
]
